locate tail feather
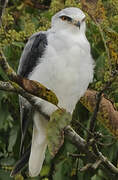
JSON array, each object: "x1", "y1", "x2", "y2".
[{"x1": 29, "y1": 112, "x2": 48, "y2": 177}]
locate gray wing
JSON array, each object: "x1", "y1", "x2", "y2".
[
  {"x1": 18, "y1": 32, "x2": 48, "y2": 156},
  {"x1": 18, "y1": 32, "x2": 48, "y2": 78}
]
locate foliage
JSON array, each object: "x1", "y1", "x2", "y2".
[
  {"x1": 0, "y1": 0, "x2": 118, "y2": 179},
  {"x1": 47, "y1": 109, "x2": 72, "y2": 156}
]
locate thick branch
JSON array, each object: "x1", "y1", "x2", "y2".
[
  {"x1": 0, "y1": 51, "x2": 58, "y2": 106},
  {"x1": 0, "y1": 81, "x2": 16, "y2": 92},
  {"x1": 0, "y1": 80, "x2": 48, "y2": 114}
]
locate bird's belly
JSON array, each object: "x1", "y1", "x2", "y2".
[{"x1": 29, "y1": 50, "x2": 93, "y2": 115}]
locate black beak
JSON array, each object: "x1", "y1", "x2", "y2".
[{"x1": 76, "y1": 21, "x2": 81, "y2": 28}]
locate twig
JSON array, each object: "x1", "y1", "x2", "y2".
[
  {"x1": 92, "y1": 159, "x2": 102, "y2": 170},
  {"x1": 65, "y1": 126, "x2": 118, "y2": 177},
  {"x1": 87, "y1": 72, "x2": 118, "y2": 142},
  {"x1": 0, "y1": 0, "x2": 8, "y2": 27},
  {"x1": 0, "y1": 50, "x2": 17, "y2": 80},
  {"x1": 96, "y1": 23, "x2": 111, "y2": 64},
  {"x1": 79, "y1": 160, "x2": 102, "y2": 171},
  {"x1": 74, "y1": 119, "x2": 116, "y2": 147},
  {"x1": 96, "y1": 140, "x2": 116, "y2": 147},
  {"x1": 79, "y1": 159, "x2": 102, "y2": 171},
  {"x1": 74, "y1": 119, "x2": 94, "y2": 137},
  {"x1": 67, "y1": 152, "x2": 85, "y2": 158},
  {"x1": 79, "y1": 163, "x2": 92, "y2": 171},
  {"x1": 87, "y1": 91, "x2": 102, "y2": 142}
]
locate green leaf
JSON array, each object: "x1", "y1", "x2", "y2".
[
  {"x1": 0, "y1": 157, "x2": 15, "y2": 166},
  {"x1": 3, "y1": 45, "x2": 13, "y2": 59},
  {"x1": 95, "y1": 53, "x2": 105, "y2": 81},
  {"x1": 8, "y1": 126, "x2": 18, "y2": 152},
  {"x1": 0, "y1": 170, "x2": 14, "y2": 180},
  {"x1": 12, "y1": 42, "x2": 25, "y2": 48},
  {"x1": 53, "y1": 159, "x2": 72, "y2": 180},
  {"x1": 14, "y1": 174, "x2": 24, "y2": 180},
  {"x1": 0, "y1": 92, "x2": 13, "y2": 131},
  {"x1": 40, "y1": 165, "x2": 50, "y2": 177},
  {"x1": 47, "y1": 109, "x2": 72, "y2": 156}
]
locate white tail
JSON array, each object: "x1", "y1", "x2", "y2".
[{"x1": 29, "y1": 112, "x2": 48, "y2": 177}]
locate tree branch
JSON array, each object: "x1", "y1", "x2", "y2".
[
  {"x1": 87, "y1": 91, "x2": 102, "y2": 142},
  {"x1": 65, "y1": 126, "x2": 118, "y2": 178},
  {"x1": 0, "y1": 80, "x2": 48, "y2": 113},
  {"x1": 0, "y1": 50, "x2": 58, "y2": 106},
  {"x1": 80, "y1": 90, "x2": 118, "y2": 138},
  {"x1": 87, "y1": 73, "x2": 118, "y2": 141}
]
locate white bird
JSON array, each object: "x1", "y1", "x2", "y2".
[{"x1": 11, "y1": 7, "x2": 94, "y2": 177}]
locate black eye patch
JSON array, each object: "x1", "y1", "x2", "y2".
[{"x1": 59, "y1": 15, "x2": 72, "y2": 22}]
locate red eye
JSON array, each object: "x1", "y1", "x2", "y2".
[
  {"x1": 61, "y1": 16, "x2": 67, "y2": 21},
  {"x1": 60, "y1": 16, "x2": 72, "y2": 22}
]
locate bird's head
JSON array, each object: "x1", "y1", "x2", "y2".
[{"x1": 51, "y1": 7, "x2": 86, "y2": 33}]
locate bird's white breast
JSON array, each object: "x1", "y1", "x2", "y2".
[{"x1": 29, "y1": 29, "x2": 94, "y2": 115}]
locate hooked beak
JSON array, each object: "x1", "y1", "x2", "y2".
[
  {"x1": 76, "y1": 21, "x2": 81, "y2": 28},
  {"x1": 72, "y1": 20, "x2": 81, "y2": 28},
  {"x1": 72, "y1": 17, "x2": 86, "y2": 28}
]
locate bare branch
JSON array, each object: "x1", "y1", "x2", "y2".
[
  {"x1": 65, "y1": 126, "x2": 118, "y2": 177},
  {"x1": 79, "y1": 163, "x2": 93, "y2": 172}
]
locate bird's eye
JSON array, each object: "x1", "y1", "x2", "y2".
[{"x1": 60, "y1": 15, "x2": 72, "y2": 22}]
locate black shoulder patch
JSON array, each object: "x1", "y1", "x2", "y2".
[{"x1": 18, "y1": 33, "x2": 48, "y2": 78}]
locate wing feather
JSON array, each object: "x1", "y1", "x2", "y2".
[
  {"x1": 18, "y1": 32, "x2": 48, "y2": 78},
  {"x1": 12, "y1": 32, "x2": 48, "y2": 175}
]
